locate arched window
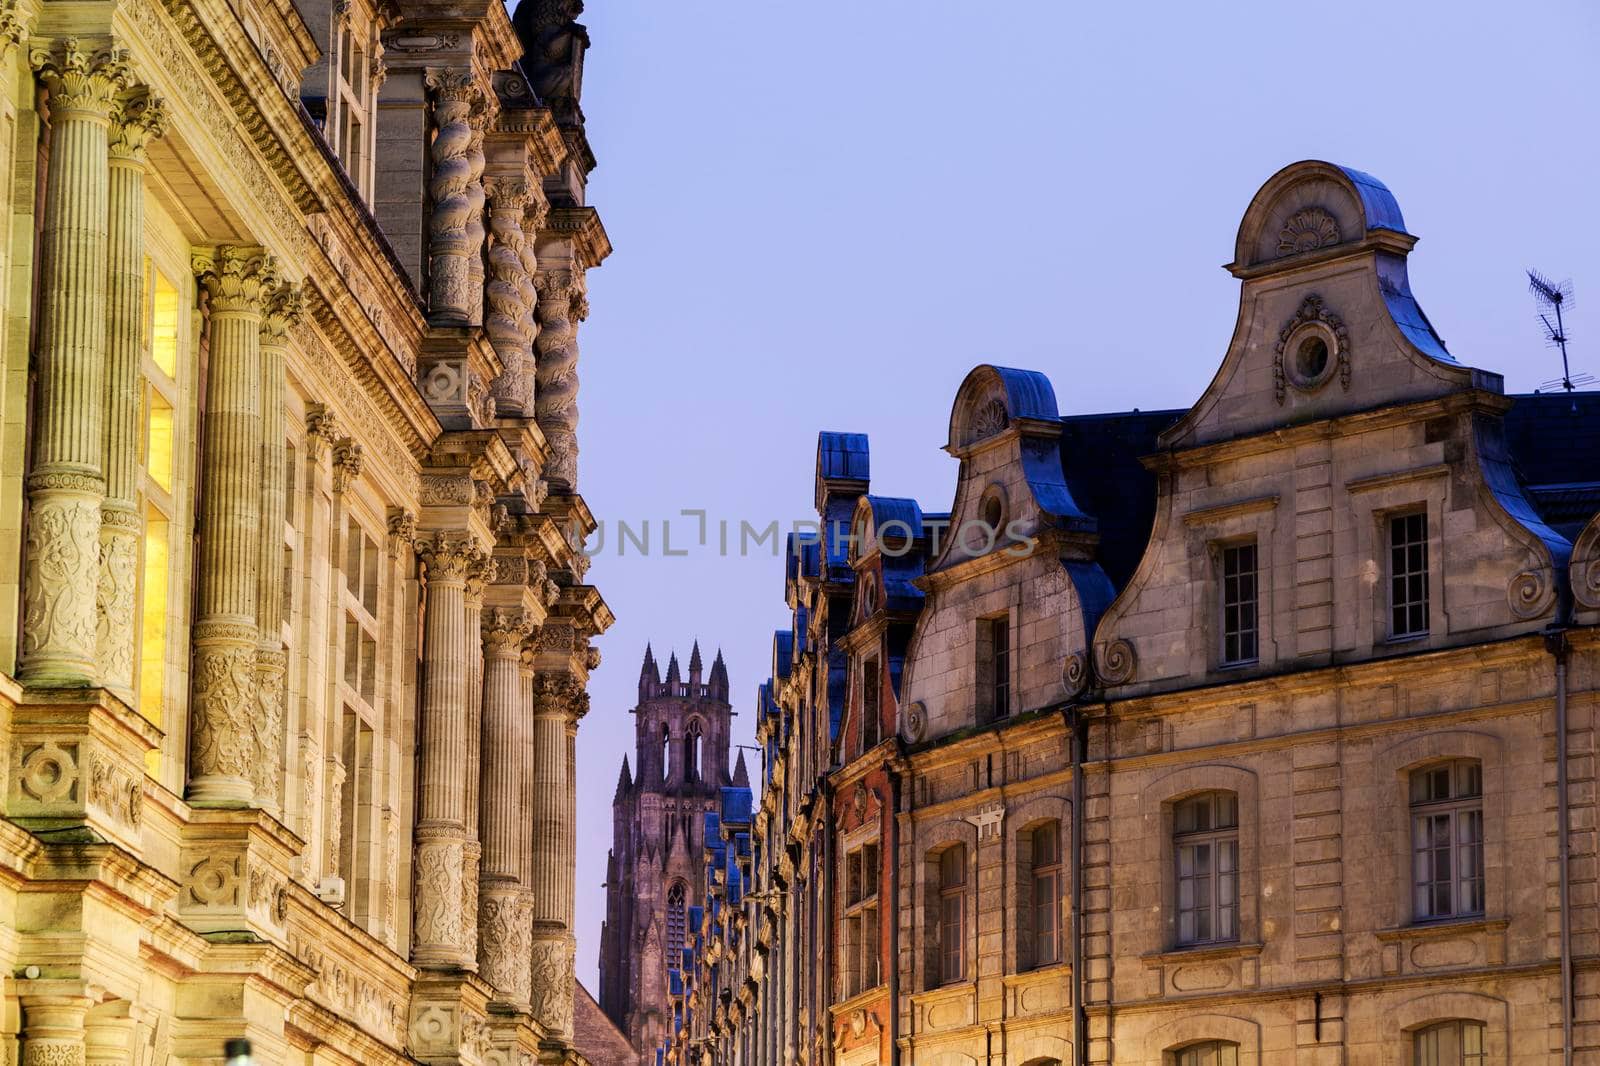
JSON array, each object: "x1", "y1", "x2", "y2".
[
  {"x1": 666, "y1": 882, "x2": 687, "y2": 962},
  {"x1": 685, "y1": 720, "x2": 703, "y2": 783},
  {"x1": 1413, "y1": 1020, "x2": 1486, "y2": 1065},
  {"x1": 1021, "y1": 821, "x2": 1062, "y2": 969},
  {"x1": 1175, "y1": 1042, "x2": 1238, "y2": 1066},
  {"x1": 660, "y1": 723, "x2": 670, "y2": 781},
  {"x1": 1174, "y1": 792, "x2": 1239, "y2": 945},
  {"x1": 1411, "y1": 759, "x2": 1483, "y2": 920}
]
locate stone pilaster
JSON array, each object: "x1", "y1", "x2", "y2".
[
  {"x1": 532, "y1": 267, "x2": 583, "y2": 492},
  {"x1": 97, "y1": 87, "x2": 165, "y2": 705},
  {"x1": 424, "y1": 70, "x2": 484, "y2": 326},
  {"x1": 529, "y1": 670, "x2": 578, "y2": 1038},
  {"x1": 187, "y1": 246, "x2": 279, "y2": 806},
  {"x1": 477, "y1": 606, "x2": 534, "y2": 1005},
  {"x1": 461, "y1": 552, "x2": 491, "y2": 966},
  {"x1": 252, "y1": 281, "x2": 302, "y2": 817},
  {"x1": 484, "y1": 179, "x2": 534, "y2": 416},
  {"x1": 20, "y1": 39, "x2": 133, "y2": 686},
  {"x1": 412, "y1": 530, "x2": 485, "y2": 969},
  {"x1": 84, "y1": 1001, "x2": 140, "y2": 1066}
]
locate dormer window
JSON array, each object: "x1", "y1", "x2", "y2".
[
  {"x1": 1389, "y1": 511, "x2": 1430, "y2": 639},
  {"x1": 1219, "y1": 540, "x2": 1259, "y2": 666}
]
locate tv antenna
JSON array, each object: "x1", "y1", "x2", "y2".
[{"x1": 1528, "y1": 269, "x2": 1592, "y2": 393}]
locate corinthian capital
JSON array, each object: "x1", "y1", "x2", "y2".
[
  {"x1": 531, "y1": 671, "x2": 581, "y2": 715},
  {"x1": 108, "y1": 88, "x2": 166, "y2": 162},
  {"x1": 415, "y1": 531, "x2": 485, "y2": 584},
  {"x1": 485, "y1": 177, "x2": 532, "y2": 214},
  {"x1": 261, "y1": 281, "x2": 305, "y2": 346},
  {"x1": 482, "y1": 607, "x2": 534, "y2": 653},
  {"x1": 31, "y1": 38, "x2": 133, "y2": 116},
  {"x1": 193, "y1": 246, "x2": 281, "y2": 314},
  {"x1": 0, "y1": 1, "x2": 34, "y2": 58},
  {"x1": 424, "y1": 68, "x2": 480, "y2": 106}
]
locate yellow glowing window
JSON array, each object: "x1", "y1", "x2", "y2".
[
  {"x1": 150, "y1": 273, "x2": 179, "y2": 378},
  {"x1": 144, "y1": 390, "x2": 174, "y2": 493},
  {"x1": 139, "y1": 506, "x2": 170, "y2": 772}
]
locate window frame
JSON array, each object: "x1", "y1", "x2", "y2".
[
  {"x1": 1388, "y1": 509, "x2": 1431, "y2": 640},
  {"x1": 841, "y1": 839, "x2": 881, "y2": 997},
  {"x1": 934, "y1": 843, "x2": 968, "y2": 987},
  {"x1": 1409, "y1": 759, "x2": 1484, "y2": 923},
  {"x1": 1219, "y1": 538, "x2": 1259, "y2": 667},
  {"x1": 1024, "y1": 821, "x2": 1062, "y2": 970},
  {"x1": 1174, "y1": 1042, "x2": 1240, "y2": 1066},
  {"x1": 859, "y1": 655, "x2": 881, "y2": 755},
  {"x1": 1411, "y1": 1020, "x2": 1487, "y2": 1066},
  {"x1": 1172, "y1": 791, "x2": 1241, "y2": 947}
]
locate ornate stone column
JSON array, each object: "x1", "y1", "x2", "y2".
[
  {"x1": 461, "y1": 552, "x2": 491, "y2": 964},
  {"x1": 529, "y1": 670, "x2": 576, "y2": 1038},
  {"x1": 19, "y1": 40, "x2": 132, "y2": 686},
  {"x1": 97, "y1": 87, "x2": 165, "y2": 705},
  {"x1": 476, "y1": 606, "x2": 534, "y2": 1004},
  {"x1": 18, "y1": 981, "x2": 94, "y2": 1066},
  {"x1": 252, "y1": 281, "x2": 302, "y2": 816},
  {"x1": 464, "y1": 114, "x2": 488, "y2": 327},
  {"x1": 187, "y1": 246, "x2": 278, "y2": 806},
  {"x1": 424, "y1": 71, "x2": 483, "y2": 325},
  {"x1": 533, "y1": 268, "x2": 584, "y2": 492},
  {"x1": 484, "y1": 179, "x2": 534, "y2": 416},
  {"x1": 412, "y1": 530, "x2": 484, "y2": 968}
]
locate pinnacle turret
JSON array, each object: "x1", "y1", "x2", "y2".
[
  {"x1": 639, "y1": 643, "x2": 662, "y2": 701},
  {"x1": 709, "y1": 648, "x2": 729, "y2": 702},
  {"x1": 688, "y1": 640, "x2": 703, "y2": 687},
  {"x1": 665, "y1": 651, "x2": 681, "y2": 687},
  {"x1": 732, "y1": 750, "x2": 750, "y2": 789},
  {"x1": 615, "y1": 754, "x2": 633, "y2": 802}
]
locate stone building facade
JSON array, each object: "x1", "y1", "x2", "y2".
[
  {"x1": 660, "y1": 161, "x2": 1600, "y2": 1066},
  {"x1": 0, "y1": 0, "x2": 614, "y2": 1061},
  {"x1": 599, "y1": 644, "x2": 745, "y2": 1063}
]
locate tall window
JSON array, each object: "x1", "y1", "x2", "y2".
[
  {"x1": 981, "y1": 615, "x2": 1010, "y2": 720},
  {"x1": 1024, "y1": 822, "x2": 1062, "y2": 969},
  {"x1": 1176, "y1": 1042, "x2": 1239, "y2": 1066},
  {"x1": 860, "y1": 658, "x2": 880, "y2": 753},
  {"x1": 1220, "y1": 540, "x2": 1258, "y2": 665},
  {"x1": 138, "y1": 269, "x2": 181, "y2": 779},
  {"x1": 1174, "y1": 792, "x2": 1239, "y2": 946},
  {"x1": 685, "y1": 720, "x2": 702, "y2": 783},
  {"x1": 329, "y1": 11, "x2": 376, "y2": 197},
  {"x1": 661, "y1": 723, "x2": 671, "y2": 781},
  {"x1": 843, "y1": 842, "x2": 880, "y2": 995},
  {"x1": 1413, "y1": 1021, "x2": 1486, "y2": 1066},
  {"x1": 937, "y1": 846, "x2": 967, "y2": 985},
  {"x1": 1411, "y1": 760, "x2": 1484, "y2": 921},
  {"x1": 666, "y1": 882, "x2": 687, "y2": 962},
  {"x1": 1389, "y1": 511, "x2": 1429, "y2": 638}
]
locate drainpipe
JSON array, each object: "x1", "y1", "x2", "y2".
[
  {"x1": 1548, "y1": 624, "x2": 1573, "y2": 1064},
  {"x1": 1061, "y1": 706, "x2": 1087, "y2": 1066},
  {"x1": 889, "y1": 757, "x2": 903, "y2": 1066}
]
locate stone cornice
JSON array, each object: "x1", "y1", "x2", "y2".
[{"x1": 545, "y1": 205, "x2": 611, "y2": 269}]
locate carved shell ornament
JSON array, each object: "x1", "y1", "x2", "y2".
[
  {"x1": 967, "y1": 397, "x2": 1009, "y2": 444},
  {"x1": 1276, "y1": 206, "x2": 1342, "y2": 257},
  {"x1": 1273, "y1": 293, "x2": 1351, "y2": 403}
]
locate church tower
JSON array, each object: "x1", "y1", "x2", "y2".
[{"x1": 598, "y1": 642, "x2": 737, "y2": 1060}]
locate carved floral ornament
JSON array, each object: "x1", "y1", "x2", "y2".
[
  {"x1": 193, "y1": 246, "x2": 283, "y2": 314},
  {"x1": 1275, "y1": 206, "x2": 1342, "y2": 257},
  {"x1": 108, "y1": 89, "x2": 168, "y2": 162},
  {"x1": 1273, "y1": 293, "x2": 1351, "y2": 403}
]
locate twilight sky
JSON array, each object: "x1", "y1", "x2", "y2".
[{"x1": 562, "y1": 0, "x2": 1600, "y2": 990}]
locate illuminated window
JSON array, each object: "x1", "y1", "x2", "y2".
[
  {"x1": 328, "y1": 9, "x2": 376, "y2": 198},
  {"x1": 138, "y1": 268, "x2": 182, "y2": 778},
  {"x1": 335, "y1": 516, "x2": 384, "y2": 921}
]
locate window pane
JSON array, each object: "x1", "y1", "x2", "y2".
[
  {"x1": 138, "y1": 508, "x2": 170, "y2": 768},
  {"x1": 150, "y1": 273, "x2": 179, "y2": 379},
  {"x1": 145, "y1": 390, "x2": 174, "y2": 493}
]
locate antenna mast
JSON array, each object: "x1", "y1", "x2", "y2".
[{"x1": 1528, "y1": 269, "x2": 1588, "y2": 393}]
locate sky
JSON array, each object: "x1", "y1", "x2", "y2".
[{"x1": 562, "y1": 0, "x2": 1600, "y2": 991}]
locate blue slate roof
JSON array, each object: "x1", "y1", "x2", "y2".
[
  {"x1": 817, "y1": 432, "x2": 870, "y2": 483},
  {"x1": 1337, "y1": 165, "x2": 1409, "y2": 235},
  {"x1": 772, "y1": 630, "x2": 793, "y2": 680},
  {"x1": 720, "y1": 785, "x2": 753, "y2": 827},
  {"x1": 1057, "y1": 409, "x2": 1182, "y2": 590}
]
